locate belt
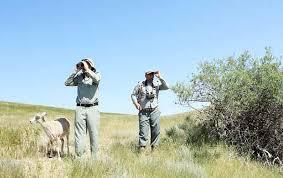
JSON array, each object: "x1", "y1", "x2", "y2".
[
  {"x1": 77, "y1": 102, "x2": 98, "y2": 107},
  {"x1": 141, "y1": 107, "x2": 157, "y2": 112}
]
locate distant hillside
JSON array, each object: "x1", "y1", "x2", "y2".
[{"x1": 0, "y1": 101, "x2": 137, "y2": 122}]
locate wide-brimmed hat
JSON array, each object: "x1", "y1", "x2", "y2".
[{"x1": 145, "y1": 70, "x2": 157, "y2": 75}]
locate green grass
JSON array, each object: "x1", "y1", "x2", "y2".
[{"x1": 0, "y1": 101, "x2": 282, "y2": 177}]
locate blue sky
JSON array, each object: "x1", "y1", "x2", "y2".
[{"x1": 0, "y1": 0, "x2": 282, "y2": 115}]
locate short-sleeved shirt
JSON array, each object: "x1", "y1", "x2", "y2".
[{"x1": 131, "y1": 78, "x2": 169, "y2": 109}]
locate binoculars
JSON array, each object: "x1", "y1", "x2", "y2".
[
  {"x1": 146, "y1": 91, "x2": 155, "y2": 100},
  {"x1": 76, "y1": 62, "x2": 84, "y2": 69}
]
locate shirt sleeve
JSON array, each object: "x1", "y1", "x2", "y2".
[
  {"x1": 131, "y1": 83, "x2": 140, "y2": 104},
  {"x1": 65, "y1": 70, "x2": 81, "y2": 86},
  {"x1": 85, "y1": 70, "x2": 101, "y2": 84},
  {"x1": 157, "y1": 77, "x2": 169, "y2": 90}
]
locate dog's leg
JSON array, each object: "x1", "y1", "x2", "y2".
[
  {"x1": 57, "y1": 138, "x2": 61, "y2": 160},
  {"x1": 46, "y1": 143, "x2": 49, "y2": 157},
  {"x1": 49, "y1": 141, "x2": 54, "y2": 158},
  {"x1": 67, "y1": 134, "x2": 70, "y2": 155},
  {"x1": 61, "y1": 138, "x2": 64, "y2": 157}
]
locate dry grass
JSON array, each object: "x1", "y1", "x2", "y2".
[{"x1": 0, "y1": 101, "x2": 282, "y2": 177}]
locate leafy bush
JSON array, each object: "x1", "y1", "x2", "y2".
[
  {"x1": 166, "y1": 114, "x2": 216, "y2": 146},
  {"x1": 172, "y1": 48, "x2": 283, "y2": 164}
]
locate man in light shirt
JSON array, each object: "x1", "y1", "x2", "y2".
[{"x1": 131, "y1": 70, "x2": 169, "y2": 152}]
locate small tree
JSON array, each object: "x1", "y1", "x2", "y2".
[{"x1": 172, "y1": 48, "x2": 283, "y2": 163}]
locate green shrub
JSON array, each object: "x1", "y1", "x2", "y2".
[
  {"x1": 172, "y1": 48, "x2": 283, "y2": 164},
  {"x1": 166, "y1": 115, "x2": 217, "y2": 146}
]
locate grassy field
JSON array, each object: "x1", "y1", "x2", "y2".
[{"x1": 0, "y1": 101, "x2": 282, "y2": 178}]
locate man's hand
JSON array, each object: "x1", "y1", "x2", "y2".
[
  {"x1": 75, "y1": 65, "x2": 81, "y2": 73},
  {"x1": 155, "y1": 71, "x2": 161, "y2": 78},
  {"x1": 81, "y1": 61, "x2": 89, "y2": 71},
  {"x1": 135, "y1": 103, "x2": 142, "y2": 111}
]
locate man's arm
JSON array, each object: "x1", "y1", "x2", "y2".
[
  {"x1": 65, "y1": 70, "x2": 80, "y2": 86},
  {"x1": 85, "y1": 69, "x2": 101, "y2": 84},
  {"x1": 157, "y1": 77, "x2": 169, "y2": 90},
  {"x1": 155, "y1": 71, "x2": 169, "y2": 90},
  {"x1": 131, "y1": 83, "x2": 142, "y2": 110}
]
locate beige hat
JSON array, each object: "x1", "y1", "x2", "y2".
[
  {"x1": 145, "y1": 70, "x2": 157, "y2": 75},
  {"x1": 82, "y1": 58, "x2": 96, "y2": 71}
]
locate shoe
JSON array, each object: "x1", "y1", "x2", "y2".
[
  {"x1": 139, "y1": 146, "x2": 146, "y2": 154},
  {"x1": 151, "y1": 145, "x2": 157, "y2": 153}
]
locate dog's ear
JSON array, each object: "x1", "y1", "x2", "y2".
[
  {"x1": 41, "y1": 112, "x2": 47, "y2": 122},
  {"x1": 41, "y1": 112, "x2": 47, "y2": 117},
  {"x1": 35, "y1": 113, "x2": 41, "y2": 119}
]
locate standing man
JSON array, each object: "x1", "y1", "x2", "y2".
[
  {"x1": 65, "y1": 58, "x2": 101, "y2": 159},
  {"x1": 131, "y1": 70, "x2": 169, "y2": 152}
]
